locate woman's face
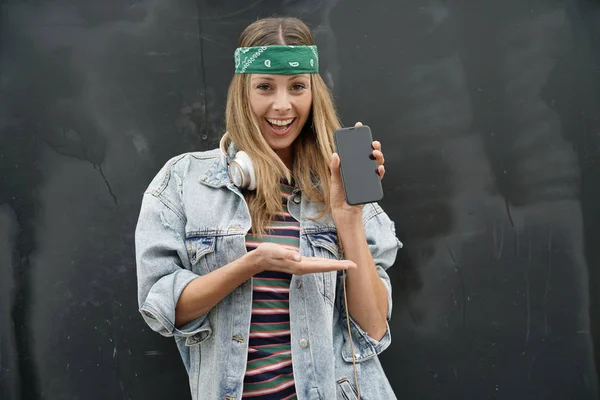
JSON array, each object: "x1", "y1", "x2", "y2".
[{"x1": 248, "y1": 74, "x2": 312, "y2": 166}]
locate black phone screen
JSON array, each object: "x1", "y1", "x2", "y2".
[{"x1": 334, "y1": 125, "x2": 384, "y2": 205}]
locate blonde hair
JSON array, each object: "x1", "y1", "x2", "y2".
[{"x1": 224, "y1": 17, "x2": 341, "y2": 235}]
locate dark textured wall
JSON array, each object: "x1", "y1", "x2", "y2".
[{"x1": 1, "y1": 1, "x2": 599, "y2": 399}]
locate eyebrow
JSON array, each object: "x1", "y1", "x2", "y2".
[{"x1": 251, "y1": 75, "x2": 309, "y2": 81}]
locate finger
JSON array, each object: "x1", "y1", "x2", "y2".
[
  {"x1": 330, "y1": 153, "x2": 342, "y2": 184},
  {"x1": 372, "y1": 150, "x2": 385, "y2": 166},
  {"x1": 261, "y1": 243, "x2": 301, "y2": 262},
  {"x1": 277, "y1": 258, "x2": 356, "y2": 275},
  {"x1": 301, "y1": 257, "x2": 357, "y2": 269},
  {"x1": 377, "y1": 165, "x2": 385, "y2": 180},
  {"x1": 300, "y1": 256, "x2": 345, "y2": 263},
  {"x1": 372, "y1": 141, "x2": 381, "y2": 151},
  {"x1": 354, "y1": 121, "x2": 363, "y2": 127},
  {"x1": 280, "y1": 249, "x2": 301, "y2": 262},
  {"x1": 298, "y1": 261, "x2": 357, "y2": 274}
]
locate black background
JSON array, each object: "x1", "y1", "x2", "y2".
[{"x1": 1, "y1": 0, "x2": 599, "y2": 399}]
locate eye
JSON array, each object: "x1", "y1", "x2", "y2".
[
  {"x1": 291, "y1": 83, "x2": 307, "y2": 91},
  {"x1": 257, "y1": 83, "x2": 271, "y2": 91}
]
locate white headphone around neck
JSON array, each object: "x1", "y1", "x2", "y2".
[{"x1": 219, "y1": 133, "x2": 257, "y2": 190}]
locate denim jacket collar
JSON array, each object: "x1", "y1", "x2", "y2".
[
  {"x1": 198, "y1": 155, "x2": 230, "y2": 189},
  {"x1": 198, "y1": 139, "x2": 236, "y2": 189}
]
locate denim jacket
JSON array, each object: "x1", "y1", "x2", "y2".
[{"x1": 135, "y1": 145, "x2": 403, "y2": 400}]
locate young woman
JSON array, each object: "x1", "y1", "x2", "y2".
[{"x1": 135, "y1": 17, "x2": 401, "y2": 400}]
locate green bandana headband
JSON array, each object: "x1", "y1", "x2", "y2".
[{"x1": 234, "y1": 45, "x2": 319, "y2": 74}]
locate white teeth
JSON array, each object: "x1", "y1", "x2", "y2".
[{"x1": 267, "y1": 118, "x2": 294, "y2": 126}]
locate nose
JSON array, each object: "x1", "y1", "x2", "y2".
[{"x1": 273, "y1": 89, "x2": 291, "y2": 112}]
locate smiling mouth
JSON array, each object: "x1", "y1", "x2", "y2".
[{"x1": 266, "y1": 118, "x2": 295, "y2": 132}]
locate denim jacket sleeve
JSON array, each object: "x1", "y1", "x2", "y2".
[
  {"x1": 336, "y1": 203, "x2": 402, "y2": 362},
  {"x1": 135, "y1": 156, "x2": 212, "y2": 339}
]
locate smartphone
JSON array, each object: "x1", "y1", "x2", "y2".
[{"x1": 333, "y1": 125, "x2": 384, "y2": 205}]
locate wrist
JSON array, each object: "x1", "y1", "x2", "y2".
[
  {"x1": 243, "y1": 250, "x2": 264, "y2": 275},
  {"x1": 335, "y1": 219, "x2": 366, "y2": 251},
  {"x1": 333, "y1": 212, "x2": 363, "y2": 230}
]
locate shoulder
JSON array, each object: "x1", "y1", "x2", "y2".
[
  {"x1": 361, "y1": 202, "x2": 386, "y2": 224},
  {"x1": 144, "y1": 148, "x2": 223, "y2": 196},
  {"x1": 362, "y1": 202, "x2": 403, "y2": 255}
]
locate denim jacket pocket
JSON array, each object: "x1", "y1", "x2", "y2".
[
  {"x1": 185, "y1": 235, "x2": 217, "y2": 274},
  {"x1": 336, "y1": 378, "x2": 358, "y2": 400},
  {"x1": 306, "y1": 231, "x2": 339, "y2": 306}
]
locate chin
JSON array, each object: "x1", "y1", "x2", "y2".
[
  {"x1": 267, "y1": 137, "x2": 296, "y2": 150},
  {"x1": 262, "y1": 127, "x2": 302, "y2": 149}
]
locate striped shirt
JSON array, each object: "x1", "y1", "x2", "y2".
[{"x1": 242, "y1": 182, "x2": 299, "y2": 400}]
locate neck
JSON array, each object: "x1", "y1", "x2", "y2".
[{"x1": 275, "y1": 147, "x2": 294, "y2": 170}]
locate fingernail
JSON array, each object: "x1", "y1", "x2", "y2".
[{"x1": 293, "y1": 254, "x2": 301, "y2": 261}]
